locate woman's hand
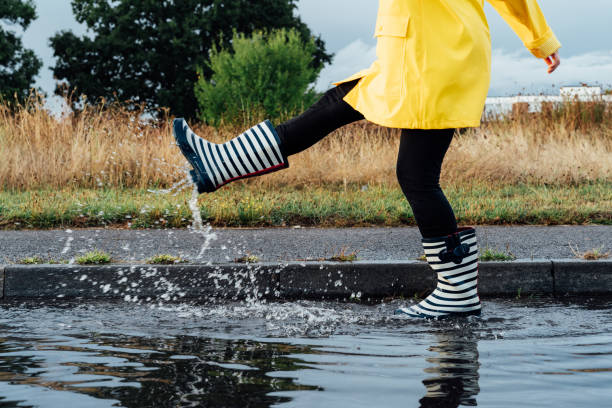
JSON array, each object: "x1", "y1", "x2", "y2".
[{"x1": 546, "y1": 51, "x2": 561, "y2": 74}]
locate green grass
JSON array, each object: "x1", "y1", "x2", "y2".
[
  {"x1": 0, "y1": 182, "x2": 610, "y2": 229},
  {"x1": 17, "y1": 256, "x2": 68, "y2": 265},
  {"x1": 146, "y1": 254, "x2": 187, "y2": 265},
  {"x1": 18, "y1": 256, "x2": 45, "y2": 265},
  {"x1": 76, "y1": 250, "x2": 112, "y2": 265},
  {"x1": 234, "y1": 254, "x2": 260, "y2": 263},
  {"x1": 480, "y1": 248, "x2": 517, "y2": 262}
]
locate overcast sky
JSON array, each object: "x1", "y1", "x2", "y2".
[{"x1": 16, "y1": 0, "x2": 612, "y2": 101}]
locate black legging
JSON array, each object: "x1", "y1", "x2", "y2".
[{"x1": 276, "y1": 80, "x2": 458, "y2": 238}]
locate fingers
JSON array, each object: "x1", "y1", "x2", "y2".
[{"x1": 547, "y1": 52, "x2": 561, "y2": 74}]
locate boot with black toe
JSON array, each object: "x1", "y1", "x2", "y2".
[{"x1": 173, "y1": 118, "x2": 289, "y2": 193}]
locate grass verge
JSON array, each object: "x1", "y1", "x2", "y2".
[{"x1": 0, "y1": 182, "x2": 610, "y2": 229}]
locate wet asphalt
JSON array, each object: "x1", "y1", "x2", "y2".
[{"x1": 0, "y1": 226, "x2": 610, "y2": 263}]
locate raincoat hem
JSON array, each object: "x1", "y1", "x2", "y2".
[
  {"x1": 350, "y1": 104, "x2": 481, "y2": 130},
  {"x1": 335, "y1": 76, "x2": 482, "y2": 130}
]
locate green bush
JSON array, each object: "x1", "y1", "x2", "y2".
[{"x1": 195, "y1": 28, "x2": 321, "y2": 126}]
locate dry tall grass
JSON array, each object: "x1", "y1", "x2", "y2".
[{"x1": 1, "y1": 96, "x2": 610, "y2": 190}]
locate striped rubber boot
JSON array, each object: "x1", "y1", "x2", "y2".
[
  {"x1": 173, "y1": 118, "x2": 289, "y2": 193},
  {"x1": 396, "y1": 227, "x2": 481, "y2": 319}
]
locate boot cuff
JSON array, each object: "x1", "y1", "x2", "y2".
[{"x1": 422, "y1": 227, "x2": 476, "y2": 244}]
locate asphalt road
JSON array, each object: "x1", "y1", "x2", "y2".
[{"x1": 0, "y1": 226, "x2": 610, "y2": 263}]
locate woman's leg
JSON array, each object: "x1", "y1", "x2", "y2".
[
  {"x1": 276, "y1": 80, "x2": 364, "y2": 156},
  {"x1": 395, "y1": 130, "x2": 482, "y2": 319},
  {"x1": 396, "y1": 129, "x2": 457, "y2": 238},
  {"x1": 173, "y1": 80, "x2": 364, "y2": 193}
]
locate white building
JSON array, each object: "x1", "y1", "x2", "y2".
[
  {"x1": 485, "y1": 86, "x2": 610, "y2": 116},
  {"x1": 560, "y1": 86, "x2": 602, "y2": 97}
]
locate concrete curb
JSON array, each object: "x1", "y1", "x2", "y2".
[{"x1": 0, "y1": 260, "x2": 610, "y2": 301}]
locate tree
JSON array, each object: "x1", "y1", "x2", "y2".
[
  {"x1": 0, "y1": 0, "x2": 42, "y2": 102},
  {"x1": 50, "y1": 0, "x2": 331, "y2": 118}
]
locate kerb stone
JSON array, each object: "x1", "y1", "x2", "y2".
[
  {"x1": 553, "y1": 260, "x2": 612, "y2": 295},
  {"x1": 478, "y1": 260, "x2": 554, "y2": 296},
  {"x1": 279, "y1": 261, "x2": 434, "y2": 299},
  {"x1": 0, "y1": 266, "x2": 4, "y2": 299},
  {"x1": 3, "y1": 264, "x2": 278, "y2": 300}
]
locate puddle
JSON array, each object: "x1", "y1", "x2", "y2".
[{"x1": 1, "y1": 298, "x2": 611, "y2": 407}]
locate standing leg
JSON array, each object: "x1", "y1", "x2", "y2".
[
  {"x1": 173, "y1": 80, "x2": 364, "y2": 193},
  {"x1": 396, "y1": 129, "x2": 457, "y2": 238},
  {"x1": 395, "y1": 130, "x2": 481, "y2": 319}
]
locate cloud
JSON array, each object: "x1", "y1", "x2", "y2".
[
  {"x1": 490, "y1": 49, "x2": 612, "y2": 95},
  {"x1": 316, "y1": 41, "x2": 612, "y2": 95},
  {"x1": 315, "y1": 39, "x2": 377, "y2": 92}
]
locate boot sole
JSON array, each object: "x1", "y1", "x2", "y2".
[{"x1": 395, "y1": 307, "x2": 482, "y2": 320}]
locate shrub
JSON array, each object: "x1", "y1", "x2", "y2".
[{"x1": 195, "y1": 28, "x2": 321, "y2": 127}]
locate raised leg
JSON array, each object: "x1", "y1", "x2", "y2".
[
  {"x1": 276, "y1": 79, "x2": 364, "y2": 156},
  {"x1": 173, "y1": 80, "x2": 364, "y2": 193}
]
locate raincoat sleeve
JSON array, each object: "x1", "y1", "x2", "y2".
[{"x1": 486, "y1": 0, "x2": 561, "y2": 58}]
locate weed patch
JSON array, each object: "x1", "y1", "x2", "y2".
[
  {"x1": 328, "y1": 247, "x2": 359, "y2": 262},
  {"x1": 570, "y1": 244, "x2": 610, "y2": 260},
  {"x1": 76, "y1": 250, "x2": 112, "y2": 265},
  {"x1": 480, "y1": 248, "x2": 516, "y2": 262},
  {"x1": 146, "y1": 254, "x2": 187, "y2": 265},
  {"x1": 16, "y1": 256, "x2": 67, "y2": 265},
  {"x1": 234, "y1": 254, "x2": 260, "y2": 264},
  {"x1": 18, "y1": 256, "x2": 45, "y2": 265}
]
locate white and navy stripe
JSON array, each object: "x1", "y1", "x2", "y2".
[
  {"x1": 396, "y1": 228, "x2": 482, "y2": 319},
  {"x1": 174, "y1": 119, "x2": 288, "y2": 193}
]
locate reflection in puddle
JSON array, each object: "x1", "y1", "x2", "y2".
[
  {"x1": 0, "y1": 334, "x2": 318, "y2": 407},
  {"x1": 420, "y1": 332, "x2": 480, "y2": 407},
  {"x1": 0, "y1": 298, "x2": 611, "y2": 407}
]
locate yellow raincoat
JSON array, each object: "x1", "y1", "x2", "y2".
[{"x1": 337, "y1": 0, "x2": 561, "y2": 129}]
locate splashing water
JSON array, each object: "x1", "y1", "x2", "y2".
[
  {"x1": 188, "y1": 186, "x2": 204, "y2": 232},
  {"x1": 188, "y1": 185, "x2": 217, "y2": 260},
  {"x1": 147, "y1": 175, "x2": 191, "y2": 196},
  {"x1": 146, "y1": 167, "x2": 218, "y2": 259},
  {"x1": 50, "y1": 163, "x2": 293, "y2": 309}
]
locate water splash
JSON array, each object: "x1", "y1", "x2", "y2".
[
  {"x1": 188, "y1": 186, "x2": 216, "y2": 260},
  {"x1": 147, "y1": 175, "x2": 191, "y2": 196}
]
